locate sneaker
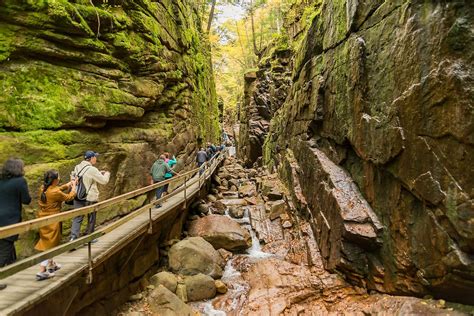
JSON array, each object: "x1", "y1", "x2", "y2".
[
  {"x1": 47, "y1": 263, "x2": 61, "y2": 273},
  {"x1": 154, "y1": 204, "x2": 162, "y2": 209},
  {"x1": 91, "y1": 239, "x2": 98, "y2": 244},
  {"x1": 0, "y1": 284, "x2": 6, "y2": 290},
  {"x1": 36, "y1": 271, "x2": 55, "y2": 281}
]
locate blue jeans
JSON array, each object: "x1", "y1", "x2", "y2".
[
  {"x1": 155, "y1": 181, "x2": 167, "y2": 200},
  {"x1": 71, "y1": 200, "x2": 97, "y2": 240},
  {"x1": 197, "y1": 162, "x2": 205, "y2": 175}
]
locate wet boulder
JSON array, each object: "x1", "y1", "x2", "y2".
[
  {"x1": 188, "y1": 215, "x2": 252, "y2": 251},
  {"x1": 215, "y1": 280, "x2": 228, "y2": 294},
  {"x1": 148, "y1": 285, "x2": 194, "y2": 316},
  {"x1": 184, "y1": 273, "x2": 217, "y2": 302},
  {"x1": 150, "y1": 271, "x2": 178, "y2": 293},
  {"x1": 168, "y1": 237, "x2": 224, "y2": 278}
]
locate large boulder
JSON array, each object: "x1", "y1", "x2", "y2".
[
  {"x1": 168, "y1": 237, "x2": 224, "y2": 278},
  {"x1": 150, "y1": 271, "x2": 178, "y2": 293},
  {"x1": 148, "y1": 285, "x2": 194, "y2": 316},
  {"x1": 188, "y1": 215, "x2": 252, "y2": 251},
  {"x1": 184, "y1": 273, "x2": 217, "y2": 302}
]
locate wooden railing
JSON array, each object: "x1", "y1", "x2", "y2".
[{"x1": 0, "y1": 151, "x2": 226, "y2": 280}]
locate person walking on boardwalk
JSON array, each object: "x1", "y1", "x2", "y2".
[
  {"x1": 150, "y1": 154, "x2": 177, "y2": 208},
  {"x1": 35, "y1": 170, "x2": 77, "y2": 280},
  {"x1": 196, "y1": 147, "x2": 208, "y2": 175},
  {"x1": 206, "y1": 142, "x2": 216, "y2": 159},
  {"x1": 163, "y1": 152, "x2": 177, "y2": 195},
  {"x1": 0, "y1": 158, "x2": 31, "y2": 289},
  {"x1": 70, "y1": 151, "x2": 110, "y2": 241}
]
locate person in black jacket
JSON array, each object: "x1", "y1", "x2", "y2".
[{"x1": 0, "y1": 158, "x2": 31, "y2": 268}]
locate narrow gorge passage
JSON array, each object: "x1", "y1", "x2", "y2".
[{"x1": 0, "y1": 0, "x2": 473, "y2": 315}]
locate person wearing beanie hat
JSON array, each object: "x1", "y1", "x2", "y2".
[{"x1": 69, "y1": 150, "x2": 110, "y2": 241}]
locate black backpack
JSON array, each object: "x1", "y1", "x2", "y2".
[{"x1": 75, "y1": 165, "x2": 92, "y2": 201}]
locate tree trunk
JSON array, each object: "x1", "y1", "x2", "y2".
[
  {"x1": 207, "y1": 0, "x2": 217, "y2": 33},
  {"x1": 275, "y1": 3, "x2": 281, "y2": 34},
  {"x1": 249, "y1": 0, "x2": 258, "y2": 57},
  {"x1": 235, "y1": 21, "x2": 249, "y2": 68}
]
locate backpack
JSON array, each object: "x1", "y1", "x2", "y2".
[{"x1": 75, "y1": 165, "x2": 92, "y2": 201}]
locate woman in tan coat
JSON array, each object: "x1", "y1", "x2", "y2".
[{"x1": 35, "y1": 170, "x2": 76, "y2": 280}]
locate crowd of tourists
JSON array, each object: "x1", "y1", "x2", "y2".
[
  {"x1": 196, "y1": 142, "x2": 226, "y2": 173},
  {"x1": 0, "y1": 141, "x2": 230, "y2": 287},
  {"x1": 0, "y1": 149, "x2": 174, "y2": 284},
  {"x1": 0, "y1": 150, "x2": 111, "y2": 283}
]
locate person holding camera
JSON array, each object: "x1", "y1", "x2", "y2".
[
  {"x1": 70, "y1": 151, "x2": 110, "y2": 241},
  {"x1": 35, "y1": 170, "x2": 77, "y2": 280}
]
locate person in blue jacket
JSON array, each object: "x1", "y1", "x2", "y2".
[{"x1": 163, "y1": 152, "x2": 177, "y2": 195}]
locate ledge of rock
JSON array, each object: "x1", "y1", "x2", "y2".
[{"x1": 188, "y1": 214, "x2": 252, "y2": 252}]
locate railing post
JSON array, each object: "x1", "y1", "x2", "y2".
[
  {"x1": 86, "y1": 241, "x2": 93, "y2": 284},
  {"x1": 148, "y1": 207, "x2": 153, "y2": 234},
  {"x1": 199, "y1": 166, "x2": 202, "y2": 188},
  {"x1": 183, "y1": 175, "x2": 187, "y2": 209}
]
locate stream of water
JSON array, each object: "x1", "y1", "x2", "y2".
[{"x1": 192, "y1": 204, "x2": 273, "y2": 315}]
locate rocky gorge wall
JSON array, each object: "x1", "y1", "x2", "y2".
[
  {"x1": 241, "y1": 0, "x2": 474, "y2": 304},
  {"x1": 238, "y1": 47, "x2": 292, "y2": 167},
  {"x1": 0, "y1": 0, "x2": 220, "y2": 253}
]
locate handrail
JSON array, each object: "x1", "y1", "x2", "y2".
[
  {"x1": 0, "y1": 151, "x2": 226, "y2": 279},
  {"x1": 0, "y1": 153, "x2": 220, "y2": 240}
]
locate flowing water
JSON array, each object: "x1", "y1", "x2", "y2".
[{"x1": 192, "y1": 203, "x2": 273, "y2": 315}]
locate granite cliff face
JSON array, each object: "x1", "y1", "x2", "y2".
[
  {"x1": 0, "y1": 0, "x2": 219, "y2": 213},
  {"x1": 238, "y1": 48, "x2": 292, "y2": 167},
  {"x1": 239, "y1": 0, "x2": 474, "y2": 304}
]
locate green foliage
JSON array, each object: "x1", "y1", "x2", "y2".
[
  {"x1": 211, "y1": 0, "x2": 290, "y2": 110},
  {"x1": 0, "y1": 24, "x2": 16, "y2": 62},
  {"x1": 0, "y1": 130, "x2": 91, "y2": 164},
  {"x1": 0, "y1": 65, "x2": 77, "y2": 130}
]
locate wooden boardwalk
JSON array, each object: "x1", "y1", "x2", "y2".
[{"x1": 0, "y1": 164, "x2": 212, "y2": 315}]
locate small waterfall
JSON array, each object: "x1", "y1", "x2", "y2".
[
  {"x1": 245, "y1": 224, "x2": 273, "y2": 260},
  {"x1": 194, "y1": 200, "x2": 272, "y2": 315}
]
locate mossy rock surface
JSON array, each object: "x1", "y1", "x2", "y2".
[
  {"x1": 0, "y1": 0, "x2": 220, "y2": 257},
  {"x1": 257, "y1": 0, "x2": 474, "y2": 304}
]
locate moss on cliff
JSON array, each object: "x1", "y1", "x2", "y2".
[
  {"x1": 0, "y1": 0, "x2": 220, "y2": 258},
  {"x1": 263, "y1": 0, "x2": 474, "y2": 303}
]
